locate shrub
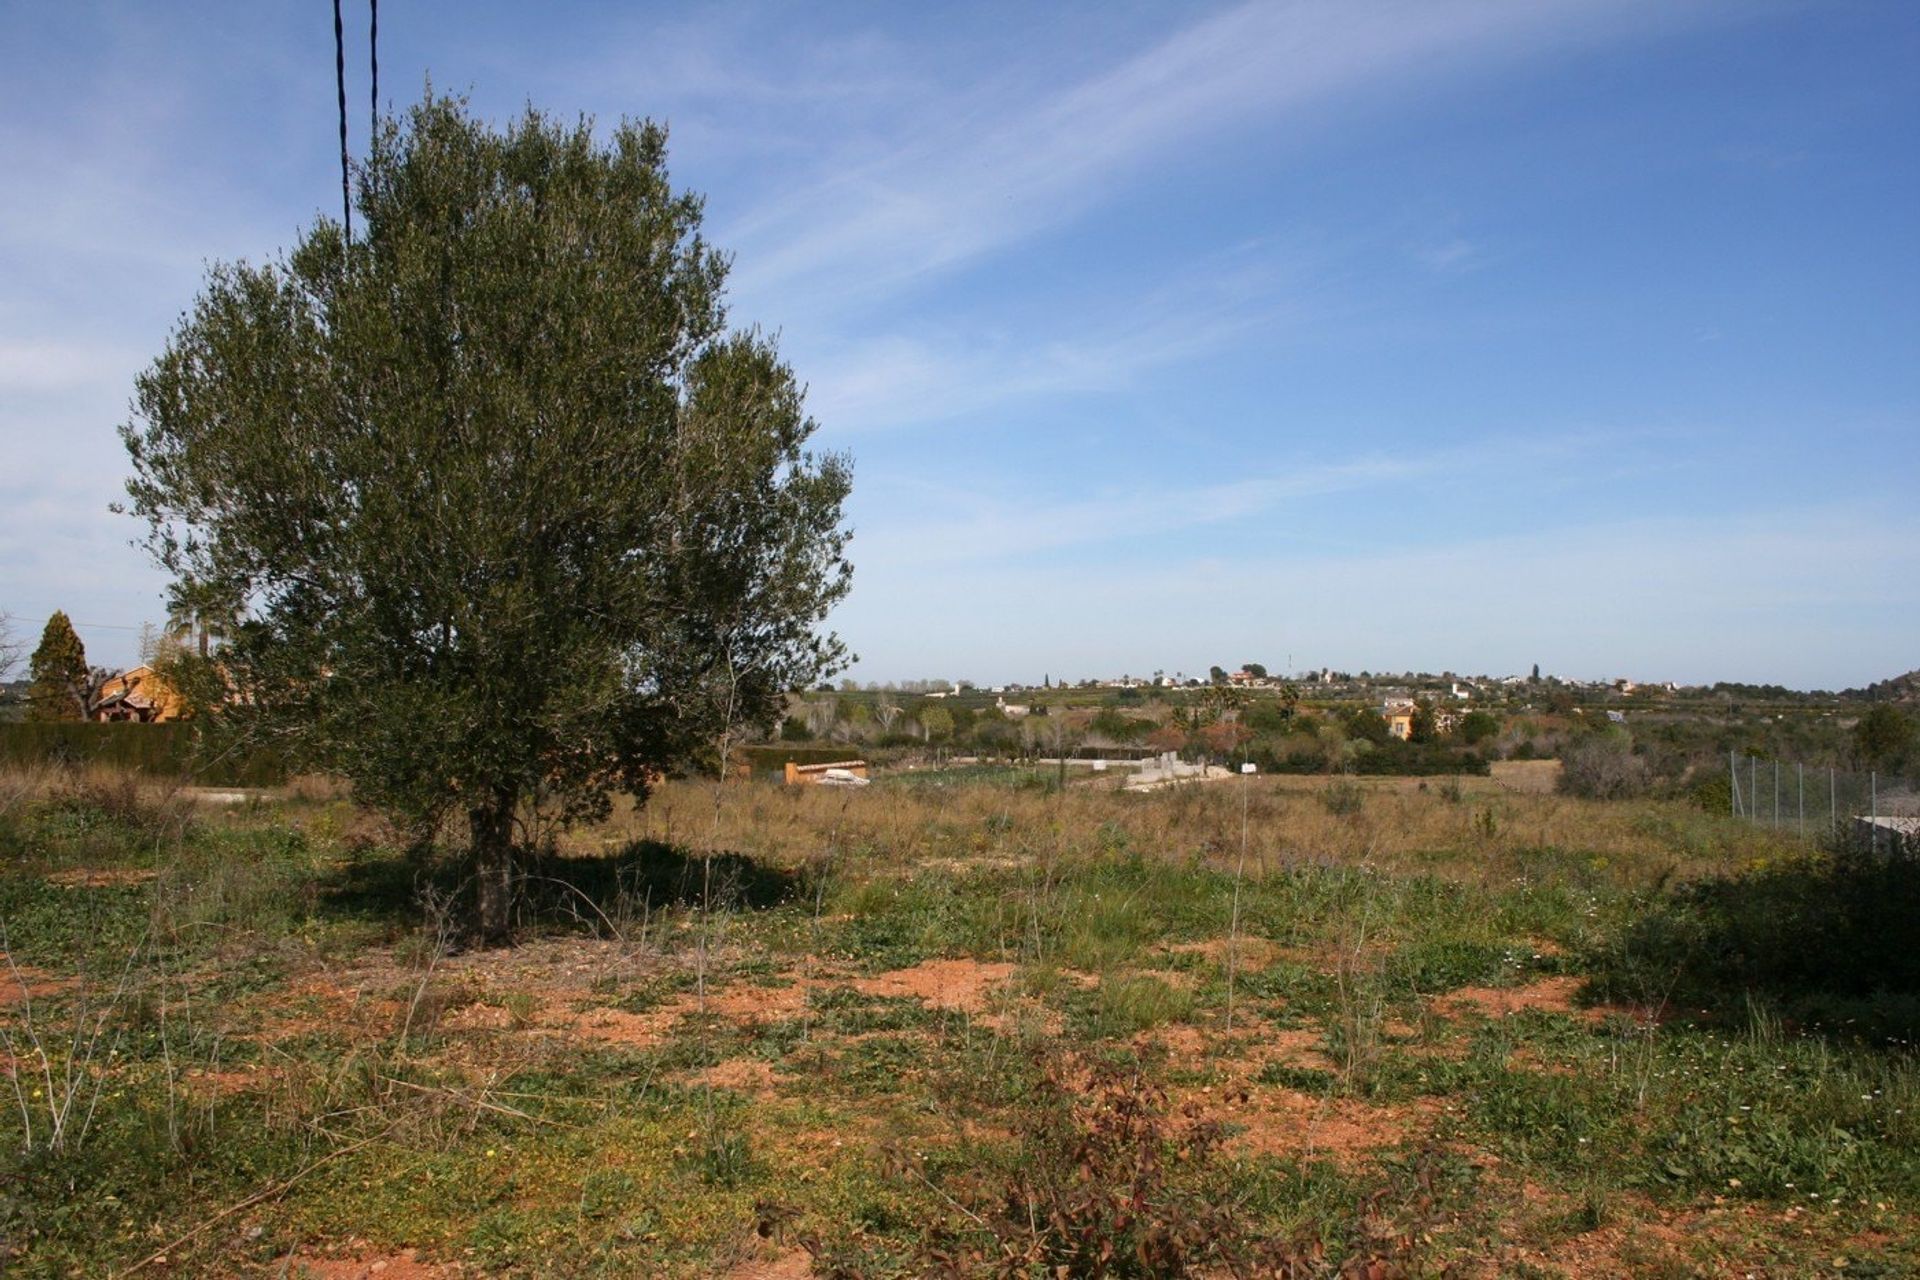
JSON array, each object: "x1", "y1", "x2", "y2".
[
  {"x1": 1686, "y1": 769, "x2": 1732, "y2": 813},
  {"x1": 1558, "y1": 731, "x2": 1648, "y2": 799},
  {"x1": 1321, "y1": 780, "x2": 1366, "y2": 816},
  {"x1": 772, "y1": 1053, "x2": 1429, "y2": 1278},
  {"x1": 1459, "y1": 710, "x2": 1500, "y2": 745},
  {"x1": 1590, "y1": 831, "x2": 1920, "y2": 1042}
]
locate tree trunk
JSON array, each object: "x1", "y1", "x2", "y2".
[{"x1": 469, "y1": 787, "x2": 518, "y2": 946}]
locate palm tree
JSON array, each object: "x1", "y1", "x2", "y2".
[{"x1": 165, "y1": 581, "x2": 238, "y2": 659}]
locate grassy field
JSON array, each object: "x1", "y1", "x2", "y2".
[{"x1": 1, "y1": 764, "x2": 1916, "y2": 1277}]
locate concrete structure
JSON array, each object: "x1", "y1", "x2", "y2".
[{"x1": 784, "y1": 759, "x2": 870, "y2": 786}]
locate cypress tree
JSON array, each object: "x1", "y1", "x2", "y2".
[{"x1": 28, "y1": 611, "x2": 90, "y2": 721}]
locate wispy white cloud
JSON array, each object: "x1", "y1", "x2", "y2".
[
  {"x1": 1414, "y1": 237, "x2": 1480, "y2": 275},
  {"x1": 798, "y1": 243, "x2": 1301, "y2": 431},
  {"x1": 723, "y1": 0, "x2": 1675, "y2": 315},
  {"x1": 854, "y1": 430, "x2": 1617, "y2": 570}
]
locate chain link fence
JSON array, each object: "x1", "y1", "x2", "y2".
[{"x1": 1730, "y1": 752, "x2": 1920, "y2": 851}]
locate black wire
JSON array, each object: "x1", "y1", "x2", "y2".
[
  {"x1": 333, "y1": 0, "x2": 351, "y2": 240},
  {"x1": 369, "y1": 0, "x2": 378, "y2": 139}
]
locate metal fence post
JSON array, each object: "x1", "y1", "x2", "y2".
[
  {"x1": 1797, "y1": 762, "x2": 1804, "y2": 836},
  {"x1": 1871, "y1": 771, "x2": 1878, "y2": 855}
]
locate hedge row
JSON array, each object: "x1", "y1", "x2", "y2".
[
  {"x1": 0, "y1": 722, "x2": 286, "y2": 787},
  {"x1": 1249, "y1": 743, "x2": 1492, "y2": 777}
]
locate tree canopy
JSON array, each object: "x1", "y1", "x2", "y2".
[
  {"x1": 121, "y1": 96, "x2": 854, "y2": 941},
  {"x1": 28, "y1": 611, "x2": 91, "y2": 722},
  {"x1": 1853, "y1": 705, "x2": 1915, "y2": 770}
]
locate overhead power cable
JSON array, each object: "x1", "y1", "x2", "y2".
[{"x1": 333, "y1": 0, "x2": 351, "y2": 239}]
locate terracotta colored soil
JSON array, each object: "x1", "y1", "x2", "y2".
[
  {"x1": 696, "y1": 1057, "x2": 779, "y2": 1094},
  {"x1": 852, "y1": 957, "x2": 1015, "y2": 1013},
  {"x1": 0, "y1": 964, "x2": 74, "y2": 1008},
  {"x1": 441, "y1": 1001, "x2": 518, "y2": 1032},
  {"x1": 1436, "y1": 975, "x2": 1599, "y2": 1023},
  {"x1": 184, "y1": 1066, "x2": 273, "y2": 1096},
  {"x1": 1223, "y1": 1088, "x2": 1439, "y2": 1165},
  {"x1": 284, "y1": 1247, "x2": 462, "y2": 1278},
  {"x1": 1259, "y1": 1026, "x2": 1336, "y2": 1070},
  {"x1": 569, "y1": 1004, "x2": 680, "y2": 1047},
  {"x1": 702, "y1": 980, "x2": 813, "y2": 1021},
  {"x1": 723, "y1": 1248, "x2": 813, "y2": 1280},
  {"x1": 1166, "y1": 936, "x2": 1280, "y2": 968}
]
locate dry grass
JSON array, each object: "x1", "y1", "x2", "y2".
[
  {"x1": 594, "y1": 772, "x2": 1795, "y2": 893},
  {"x1": 5, "y1": 761, "x2": 1910, "y2": 1277}
]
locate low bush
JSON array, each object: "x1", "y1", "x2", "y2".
[
  {"x1": 1321, "y1": 780, "x2": 1366, "y2": 816},
  {"x1": 776, "y1": 1052, "x2": 1434, "y2": 1277},
  {"x1": 1558, "y1": 731, "x2": 1649, "y2": 799},
  {"x1": 1589, "y1": 830, "x2": 1920, "y2": 1042},
  {"x1": 0, "y1": 722, "x2": 284, "y2": 786}
]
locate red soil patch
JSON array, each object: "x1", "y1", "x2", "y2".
[
  {"x1": 441, "y1": 1001, "x2": 519, "y2": 1032},
  {"x1": 695, "y1": 1057, "x2": 779, "y2": 1094},
  {"x1": 853, "y1": 958, "x2": 1015, "y2": 1013},
  {"x1": 1259, "y1": 1026, "x2": 1335, "y2": 1071},
  {"x1": 560, "y1": 978, "x2": 813, "y2": 1047},
  {"x1": 724, "y1": 1248, "x2": 813, "y2": 1280},
  {"x1": 1137, "y1": 1022, "x2": 1210, "y2": 1060},
  {"x1": 1535, "y1": 1203, "x2": 1704, "y2": 1278},
  {"x1": 703, "y1": 981, "x2": 812, "y2": 1021},
  {"x1": 183, "y1": 1066, "x2": 273, "y2": 1096},
  {"x1": 286, "y1": 1247, "x2": 462, "y2": 1278},
  {"x1": 0, "y1": 964, "x2": 75, "y2": 1008},
  {"x1": 1165, "y1": 936, "x2": 1281, "y2": 969},
  {"x1": 1436, "y1": 975, "x2": 1599, "y2": 1023},
  {"x1": 570, "y1": 1005, "x2": 679, "y2": 1048},
  {"x1": 275, "y1": 978, "x2": 410, "y2": 1030},
  {"x1": 1227, "y1": 1089, "x2": 1439, "y2": 1166}
]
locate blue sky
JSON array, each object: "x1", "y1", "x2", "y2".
[{"x1": 1, "y1": 1, "x2": 1915, "y2": 689}]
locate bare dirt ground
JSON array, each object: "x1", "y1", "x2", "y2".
[
  {"x1": 285, "y1": 1248, "x2": 463, "y2": 1278},
  {"x1": 0, "y1": 964, "x2": 76, "y2": 1008},
  {"x1": 851, "y1": 956, "x2": 1016, "y2": 1012},
  {"x1": 1437, "y1": 975, "x2": 1600, "y2": 1023}
]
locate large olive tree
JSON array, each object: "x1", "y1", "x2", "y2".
[{"x1": 121, "y1": 96, "x2": 853, "y2": 941}]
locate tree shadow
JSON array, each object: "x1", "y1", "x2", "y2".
[
  {"x1": 520, "y1": 839, "x2": 802, "y2": 919},
  {"x1": 316, "y1": 838, "x2": 805, "y2": 941},
  {"x1": 1588, "y1": 831, "x2": 1920, "y2": 1044},
  {"x1": 320, "y1": 849, "x2": 434, "y2": 928}
]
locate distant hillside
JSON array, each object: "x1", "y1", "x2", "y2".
[{"x1": 1849, "y1": 670, "x2": 1920, "y2": 702}]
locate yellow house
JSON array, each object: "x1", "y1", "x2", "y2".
[
  {"x1": 92, "y1": 665, "x2": 186, "y2": 723},
  {"x1": 1379, "y1": 698, "x2": 1416, "y2": 740}
]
